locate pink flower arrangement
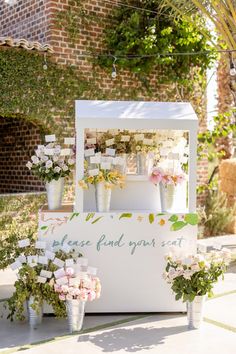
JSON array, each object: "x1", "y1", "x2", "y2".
[
  {"x1": 54, "y1": 267, "x2": 101, "y2": 302},
  {"x1": 150, "y1": 167, "x2": 185, "y2": 186}
]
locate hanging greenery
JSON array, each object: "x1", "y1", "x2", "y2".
[
  {"x1": 97, "y1": 0, "x2": 217, "y2": 85},
  {"x1": 0, "y1": 48, "x2": 96, "y2": 134}
]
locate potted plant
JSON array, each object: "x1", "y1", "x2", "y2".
[
  {"x1": 79, "y1": 161, "x2": 125, "y2": 212},
  {"x1": 26, "y1": 137, "x2": 75, "y2": 210},
  {"x1": 163, "y1": 249, "x2": 231, "y2": 329},
  {"x1": 53, "y1": 262, "x2": 101, "y2": 333}
]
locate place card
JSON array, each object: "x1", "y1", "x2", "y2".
[
  {"x1": 106, "y1": 148, "x2": 116, "y2": 156},
  {"x1": 10, "y1": 260, "x2": 21, "y2": 271},
  {"x1": 60, "y1": 148, "x2": 71, "y2": 156},
  {"x1": 88, "y1": 169, "x2": 99, "y2": 176},
  {"x1": 18, "y1": 238, "x2": 30, "y2": 248},
  {"x1": 134, "y1": 134, "x2": 144, "y2": 141},
  {"x1": 65, "y1": 258, "x2": 74, "y2": 267},
  {"x1": 101, "y1": 162, "x2": 111, "y2": 170},
  {"x1": 17, "y1": 255, "x2": 26, "y2": 263},
  {"x1": 84, "y1": 148, "x2": 95, "y2": 157},
  {"x1": 90, "y1": 156, "x2": 101, "y2": 164},
  {"x1": 109, "y1": 129, "x2": 119, "y2": 135},
  {"x1": 105, "y1": 138, "x2": 115, "y2": 146},
  {"x1": 40, "y1": 270, "x2": 52, "y2": 278},
  {"x1": 37, "y1": 276, "x2": 47, "y2": 284},
  {"x1": 45, "y1": 134, "x2": 56, "y2": 142},
  {"x1": 45, "y1": 250, "x2": 55, "y2": 260},
  {"x1": 87, "y1": 266, "x2": 97, "y2": 276},
  {"x1": 95, "y1": 152, "x2": 102, "y2": 157},
  {"x1": 143, "y1": 138, "x2": 153, "y2": 145},
  {"x1": 61, "y1": 244, "x2": 71, "y2": 253},
  {"x1": 56, "y1": 277, "x2": 68, "y2": 286},
  {"x1": 120, "y1": 135, "x2": 130, "y2": 142},
  {"x1": 54, "y1": 268, "x2": 66, "y2": 279},
  {"x1": 44, "y1": 148, "x2": 54, "y2": 155},
  {"x1": 87, "y1": 138, "x2": 97, "y2": 144},
  {"x1": 35, "y1": 241, "x2": 46, "y2": 249},
  {"x1": 83, "y1": 279, "x2": 92, "y2": 288},
  {"x1": 78, "y1": 271, "x2": 88, "y2": 280},
  {"x1": 77, "y1": 258, "x2": 88, "y2": 266},
  {"x1": 38, "y1": 256, "x2": 48, "y2": 265},
  {"x1": 64, "y1": 137, "x2": 75, "y2": 145},
  {"x1": 27, "y1": 255, "x2": 38, "y2": 264},
  {"x1": 53, "y1": 258, "x2": 65, "y2": 268}
]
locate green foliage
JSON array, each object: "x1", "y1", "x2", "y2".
[
  {"x1": 97, "y1": 1, "x2": 217, "y2": 84},
  {"x1": 0, "y1": 48, "x2": 94, "y2": 133},
  {"x1": 204, "y1": 190, "x2": 235, "y2": 236}
]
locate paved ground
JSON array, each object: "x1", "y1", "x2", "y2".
[{"x1": 1, "y1": 236, "x2": 236, "y2": 354}]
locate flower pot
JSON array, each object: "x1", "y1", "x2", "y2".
[
  {"x1": 136, "y1": 152, "x2": 153, "y2": 175},
  {"x1": 95, "y1": 182, "x2": 112, "y2": 212},
  {"x1": 45, "y1": 178, "x2": 64, "y2": 210},
  {"x1": 159, "y1": 182, "x2": 177, "y2": 212},
  {"x1": 186, "y1": 295, "x2": 206, "y2": 329},
  {"x1": 27, "y1": 296, "x2": 43, "y2": 329},
  {"x1": 66, "y1": 300, "x2": 86, "y2": 333}
]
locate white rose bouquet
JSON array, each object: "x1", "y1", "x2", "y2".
[{"x1": 26, "y1": 142, "x2": 75, "y2": 183}]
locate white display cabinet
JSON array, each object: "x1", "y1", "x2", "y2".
[{"x1": 75, "y1": 100, "x2": 198, "y2": 213}]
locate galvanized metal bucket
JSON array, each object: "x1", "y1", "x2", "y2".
[
  {"x1": 159, "y1": 182, "x2": 177, "y2": 212},
  {"x1": 66, "y1": 300, "x2": 86, "y2": 333},
  {"x1": 116, "y1": 153, "x2": 127, "y2": 175},
  {"x1": 187, "y1": 295, "x2": 206, "y2": 329},
  {"x1": 136, "y1": 153, "x2": 153, "y2": 175},
  {"x1": 45, "y1": 178, "x2": 64, "y2": 210},
  {"x1": 27, "y1": 297, "x2": 43, "y2": 329},
  {"x1": 95, "y1": 182, "x2": 112, "y2": 212}
]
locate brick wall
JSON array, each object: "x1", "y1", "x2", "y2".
[
  {"x1": 0, "y1": 117, "x2": 44, "y2": 193},
  {"x1": 0, "y1": 0, "x2": 209, "y2": 199}
]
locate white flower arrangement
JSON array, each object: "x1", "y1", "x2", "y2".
[{"x1": 26, "y1": 140, "x2": 75, "y2": 183}]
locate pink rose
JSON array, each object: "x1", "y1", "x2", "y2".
[
  {"x1": 54, "y1": 284, "x2": 61, "y2": 292},
  {"x1": 80, "y1": 289, "x2": 88, "y2": 301},
  {"x1": 66, "y1": 294, "x2": 73, "y2": 300},
  {"x1": 65, "y1": 267, "x2": 74, "y2": 277},
  {"x1": 87, "y1": 290, "x2": 96, "y2": 301},
  {"x1": 150, "y1": 168, "x2": 163, "y2": 185},
  {"x1": 59, "y1": 294, "x2": 66, "y2": 301},
  {"x1": 61, "y1": 285, "x2": 69, "y2": 293}
]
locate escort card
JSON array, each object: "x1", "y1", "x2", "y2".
[
  {"x1": 105, "y1": 138, "x2": 115, "y2": 146},
  {"x1": 88, "y1": 169, "x2": 99, "y2": 176},
  {"x1": 60, "y1": 148, "x2": 71, "y2": 156},
  {"x1": 18, "y1": 255, "x2": 26, "y2": 263},
  {"x1": 37, "y1": 276, "x2": 47, "y2": 284},
  {"x1": 84, "y1": 148, "x2": 95, "y2": 157},
  {"x1": 45, "y1": 134, "x2": 56, "y2": 142},
  {"x1": 95, "y1": 152, "x2": 101, "y2": 157},
  {"x1": 101, "y1": 162, "x2": 111, "y2": 170},
  {"x1": 10, "y1": 260, "x2": 21, "y2": 271},
  {"x1": 18, "y1": 238, "x2": 30, "y2": 248},
  {"x1": 40, "y1": 270, "x2": 53, "y2": 278},
  {"x1": 53, "y1": 258, "x2": 65, "y2": 268},
  {"x1": 54, "y1": 268, "x2": 66, "y2": 279},
  {"x1": 77, "y1": 258, "x2": 88, "y2": 266},
  {"x1": 64, "y1": 137, "x2": 75, "y2": 145},
  {"x1": 27, "y1": 255, "x2": 38, "y2": 264},
  {"x1": 38, "y1": 256, "x2": 48, "y2": 265},
  {"x1": 44, "y1": 148, "x2": 54, "y2": 155},
  {"x1": 78, "y1": 271, "x2": 88, "y2": 280},
  {"x1": 90, "y1": 156, "x2": 101, "y2": 164},
  {"x1": 121, "y1": 135, "x2": 130, "y2": 142},
  {"x1": 87, "y1": 267, "x2": 97, "y2": 276},
  {"x1": 35, "y1": 241, "x2": 46, "y2": 249},
  {"x1": 106, "y1": 148, "x2": 116, "y2": 156},
  {"x1": 56, "y1": 277, "x2": 68, "y2": 286},
  {"x1": 143, "y1": 138, "x2": 153, "y2": 145},
  {"x1": 87, "y1": 138, "x2": 97, "y2": 145},
  {"x1": 61, "y1": 244, "x2": 71, "y2": 253},
  {"x1": 109, "y1": 129, "x2": 119, "y2": 135},
  {"x1": 65, "y1": 258, "x2": 74, "y2": 267},
  {"x1": 45, "y1": 250, "x2": 55, "y2": 260},
  {"x1": 134, "y1": 134, "x2": 144, "y2": 141}
]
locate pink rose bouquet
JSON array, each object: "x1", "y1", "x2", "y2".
[{"x1": 150, "y1": 167, "x2": 186, "y2": 186}]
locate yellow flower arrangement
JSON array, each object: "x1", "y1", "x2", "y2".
[{"x1": 79, "y1": 168, "x2": 125, "y2": 189}]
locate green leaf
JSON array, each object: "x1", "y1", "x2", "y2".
[
  {"x1": 40, "y1": 226, "x2": 48, "y2": 230},
  {"x1": 91, "y1": 216, "x2": 103, "y2": 224},
  {"x1": 175, "y1": 293, "x2": 182, "y2": 301},
  {"x1": 168, "y1": 214, "x2": 178, "y2": 222},
  {"x1": 119, "y1": 213, "x2": 132, "y2": 220},
  {"x1": 156, "y1": 213, "x2": 165, "y2": 216},
  {"x1": 184, "y1": 213, "x2": 198, "y2": 225},
  {"x1": 85, "y1": 213, "x2": 95, "y2": 221},
  {"x1": 149, "y1": 213, "x2": 155, "y2": 224},
  {"x1": 171, "y1": 221, "x2": 187, "y2": 231},
  {"x1": 69, "y1": 212, "x2": 80, "y2": 221}
]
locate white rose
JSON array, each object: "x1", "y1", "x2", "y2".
[
  {"x1": 26, "y1": 161, "x2": 32, "y2": 169},
  {"x1": 62, "y1": 164, "x2": 68, "y2": 171},
  {"x1": 53, "y1": 156, "x2": 59, "y2": 162},
  {"x1": 54, "y1": 146, "x2": 61, "y2": 154},
  {"x1": 46, "y1": 160, "x2": 53, "y2": 169},
  {"x1": 31, "y1": 155, "x2": 39, "y2": 164},
  {"x1": 54, "y1": 166, "x2": 61, "y2": 173},
  {"x1": 68, "y1": 158, "x2": 75, "y2": 165}
]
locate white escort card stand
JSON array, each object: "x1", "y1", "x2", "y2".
[{"x1": 39, "y1": 100, "x2": 198, "y2": 312}]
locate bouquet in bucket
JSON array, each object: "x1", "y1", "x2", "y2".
[
  {"x1": 163, "y1": 249, "x2": 231, "y2": 329},
  {"x1": 26, "y1": 135, "x2": 75, "y2": 210}
]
